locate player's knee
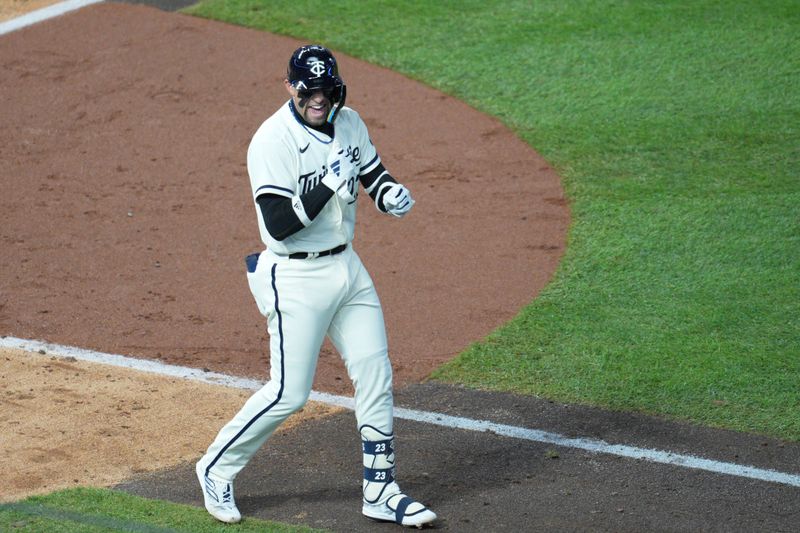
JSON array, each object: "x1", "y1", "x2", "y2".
[
  {"x1": 346, "y1": 349, "x2": 391, "y2": 378},
  {"x1": 347, "y1": 351, "x2": 392, "y2": 388},
  {"x1": 280, "y1": 389, "x2": 311, "y2": 414},
  {"x1": 255, "y1": 382, "x2": 309, "y2": 415}
]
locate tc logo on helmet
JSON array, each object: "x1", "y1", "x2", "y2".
[{"x1": 309, "y1": 59, "x2": 326, "y2": 77}]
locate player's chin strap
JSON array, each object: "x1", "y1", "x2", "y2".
[{"x1": 327, "y1": 85, "x2": 347, "y2": 124}]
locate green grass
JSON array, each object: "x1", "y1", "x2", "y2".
[
  {"x1": 0, "y1": 487, "x2": 325, "y2": 532},
  {"x1": 182, "y1": 0, "x2": 800, "y2": 441}
]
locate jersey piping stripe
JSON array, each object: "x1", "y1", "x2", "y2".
[
  {"x1": 204, "y1": 263, "x2": 285, "y2": 476},
  {"x1": 360, "y1": 154, "x2": 379, "y2": 172},
  {"x1": 255, "y1": 184, "x2": 294, "y2": 197}
]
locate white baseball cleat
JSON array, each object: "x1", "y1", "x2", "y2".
[
  {"x1": 195, "y1": 460, "x2": 241, "y2": 524},
  {"x1": 363, "y1": 493, "x2": 437, "y2": 528}
]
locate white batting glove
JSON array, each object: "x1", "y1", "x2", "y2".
[
  {"x1": 323, "y1": 139, "x2": 356, "y2": 202},
  {"x1": 383, "y1": 183, "x2": 415, "y2": 217}
]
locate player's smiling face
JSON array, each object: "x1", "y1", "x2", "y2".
[{"x1": 285, "y1": 80, "x2": 330, "y2": 126}]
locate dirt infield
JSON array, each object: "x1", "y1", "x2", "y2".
[
  {"x1": 0, "y1": 1, "x2": 567, "y2": 394},
  {"x1": 0, "y1": 0, "x2": 64, "y2": 21},
  {"x1": 0, "y1": 346, "x2": 340, "y2": 502}
]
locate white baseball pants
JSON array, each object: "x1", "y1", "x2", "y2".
[{"x1": 199, "y1": 246, "x2": 394, "y2": 481}]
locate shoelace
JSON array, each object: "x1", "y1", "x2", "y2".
[{"x1": 204, "y1": 476, "x2": 233, "y2": 506}]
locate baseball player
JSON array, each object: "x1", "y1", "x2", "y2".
[{"x1": 195, "y1": 44, "x2": 437, "y2": 529}]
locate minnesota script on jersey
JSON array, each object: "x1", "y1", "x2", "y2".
[{"x1": 247, "y1": 103, "x2": 380, "y2": 255}]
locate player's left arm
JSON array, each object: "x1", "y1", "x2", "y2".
[
  {"x1": 360, "y1": 164, "x2": 396, "y2": 212},
  {"x1": 360, "y1": 165, "x2": 414, "y2": 218}
]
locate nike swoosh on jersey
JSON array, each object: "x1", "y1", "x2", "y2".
[{"x1": 299, "y1": 143, "x2": 310, "y2": 153}]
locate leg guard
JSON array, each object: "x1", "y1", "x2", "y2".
[{"x1": 360, "y1": 425, "x2": 437, "y2": 528}]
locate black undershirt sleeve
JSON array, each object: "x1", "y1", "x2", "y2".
[
  {"x1": 259, "y1": 161, "x2": 400, "y2": 241},
  {"x1": 257, "y1": 185, "x2": 333, "y2": 241},
  {"x1": 258, "y1": 106, "x2": 339, "y2": 241},
  {"x1": 360, "y1": 162, "x2": 398, "y2": 212}
]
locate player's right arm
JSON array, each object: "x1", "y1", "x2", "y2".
[
  {"x1": 256, "y1": 188, "x2": 332, "y2": 241},
  {"x1": 250, "y1": 132, "x2": 355, "y2": 241}
]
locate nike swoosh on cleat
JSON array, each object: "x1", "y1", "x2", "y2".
[{"x1": 299, "y1": 143, "x2": 310, "y2": 153}]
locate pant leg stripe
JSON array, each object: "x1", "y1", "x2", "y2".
[{"x1": 205, "y1": 263, "x2": 285, "y2": 475}]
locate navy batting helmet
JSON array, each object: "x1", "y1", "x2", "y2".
[{"x1": 287, "y1": 45, "x2": 347, "y2": 123}]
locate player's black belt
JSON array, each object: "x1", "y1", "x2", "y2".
[{"x1": 288, "y1": 244, "x2": 347, "y2": 260}]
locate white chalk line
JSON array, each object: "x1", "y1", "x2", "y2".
[
  {"x1": 3, "y1": 336, "x2": 799, "y2": 489},
  {"x1": 0, "y1": 0, "x2": 104, "y2": 36}
]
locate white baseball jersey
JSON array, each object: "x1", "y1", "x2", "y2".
[{"x1": 247, "y1": 101, "x2": 381, "y2": 255}]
